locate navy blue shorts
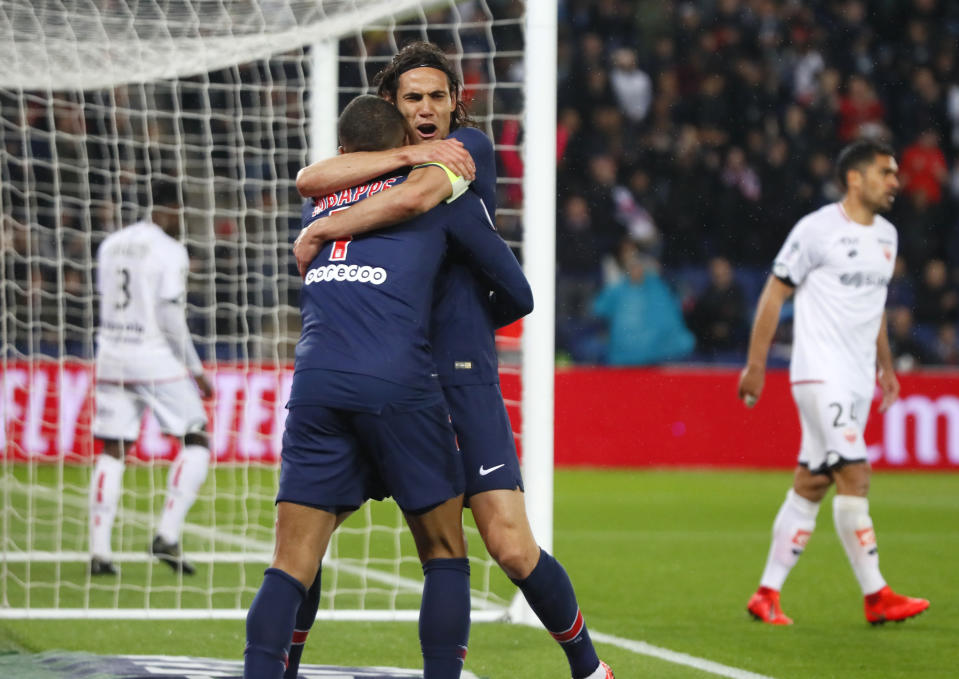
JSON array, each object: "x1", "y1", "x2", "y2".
[
  {"x1": 444, "y1": 383, "x2": 524, "y2": 501},
  {"x1": 280, "y1": 372, "x2": 464, "y2": 515}
]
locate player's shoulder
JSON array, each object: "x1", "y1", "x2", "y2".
[
  {"x1": 448, "y1": 125, "x2": 494, "y2": 157},
  {"x1": 785, "y1": 203, "x2": 838, "y2": 242},
  {"x1": 799, "y1": 203, "x2": 842, "y2": 229},
  {"x1": 873, "y1": 213, "x2": 898, "y2": 238},
  {"x1": 449, "y1": 125, "x2": 492, "y2": 147}
]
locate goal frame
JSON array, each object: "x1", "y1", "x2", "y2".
[{"x1": 0, "y1": 0, "x2": 557, "y2": 623}]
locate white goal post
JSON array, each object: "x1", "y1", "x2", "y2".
[{"x1": 0, "y1": 0, "x2": 556, "y2": 621}]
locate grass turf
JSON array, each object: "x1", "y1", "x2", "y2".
[{"x1": 2, "y1": 468, "x2": 957, "y2": 678}]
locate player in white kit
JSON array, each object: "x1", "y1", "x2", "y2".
[
  {"x1": 89, "y1": 180, "x2": 213, "y2": 576},
  {"x1": 738, "y1": 139, "x2": 930, "y2": 625}
]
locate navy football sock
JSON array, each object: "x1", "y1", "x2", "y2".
[
  {"x1": 245, "y1": 568, "x2": 306, "y2": 679},
  {"x1": 512, "y1": 550, "x2": 600, "y2": 679},
  {"x1": 420, "y1": 558, "x2": 470, "y2": 679},
  {"x1": 284, "y1": 566, "x2": 321, "y2": 679}
]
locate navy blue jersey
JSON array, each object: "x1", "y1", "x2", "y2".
[
  {"x1": 431, "y1": 126, "x2": 516, "y2": 386},
  {"x1": 293, "y1": 174, "x2": 530, "y2": 396},
  {"x1": 449, "y1": 126, "x2": 497, "y2": 214}
]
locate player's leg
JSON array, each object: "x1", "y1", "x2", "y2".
[
  {"x1": 354, "y1": 390, "x2": 469, "y2": 679},
  {"x1": 748, "y1": 465, "x2": 829, "y2": 624},
  {"x1": 474, "y1": 489, "x2": 609, "y2": 679},
  {"x1": 146, "y1": 378, "x2": 210, "y2": 574},
  {"x1": 285, "y1": 509, "x2": 355, "y2": 679},
  {"x1": 832, "y1": 461, "x2": 929, "y2": 623},
  {"x1": 405, "y1": 496, "x2": 470, "y2": 679},
  {"x1": 748, "y1": 383, "x2": 834, "y2": 624},
  {"x1": 245, "y1": 501, "x2": 336, "y2": 679},
  {"x1": 274, "y1": 402, "x2": 377, "y2": 676},
  {"x1": 89, "y1": 381, "x2": 142, "y2": 575},
  {"x1": 448, "y1": 384, "x2": 609, "y2": 679}
]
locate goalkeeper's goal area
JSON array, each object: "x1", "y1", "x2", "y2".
[{"x1": 0, "y1": 0, "x2": 557, "y2": 620}]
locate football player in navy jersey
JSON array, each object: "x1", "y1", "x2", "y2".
[
  {"x1": 293, "y1": 42, "x2": 613, "y2": 679},
  {"x1": 244, "y1": 95, "x2": 532, "y2": 679}
]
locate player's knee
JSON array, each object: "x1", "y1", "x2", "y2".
[
  {"x1": 270, "y1": 554, "x2": 320, "y2": 589},
  {"x1": 183, "y1": 431, "x2": 208, "y2": 448},
  {"x1": 835, "y1": 466, "x2": 870, "y2": 496},
  {"x1": 484, "y1": 528, "x2": 538, "y2": 580},
  {"x1": 98, "y1": 438, "x2": 128, "y2": 460}
]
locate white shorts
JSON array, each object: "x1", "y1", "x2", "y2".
[
  {"x1": 792, "y1": 382, "x2": 871, "y2": 474},
  {"x1": 93, "y1": 378, "x2": 207, "y2": 441}
]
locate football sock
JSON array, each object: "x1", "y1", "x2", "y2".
[
  {"x1": 245, "y1": 568, "x2": 306, "y2": 679},
  {"x1": 88, "y1": 453, "x2": 124, "y2": 560},
  {"x1": 420, "y1": 558, "x2": 470, "y2": 679},
  {"x1": 512, "y1": 550, "x2": 600, "y2": 679},
  {"x1": 833, "y1": 494, "x2": 886, "y2": 595},
  {"x1": 157, "y1": 444, "x2": 210, "y2": 544},
  {"x1": 759, "y1": 489, "x2": 820, "y2": 591},
  {"x1": 284, "y1": 565, "x2": 322, "y2": 679}
]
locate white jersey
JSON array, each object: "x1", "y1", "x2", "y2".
[
  {"x1": 772, "y1": 203, "x2": 897, "y2": 397},
  {"x1": 95, "y1": 221, "x2": 195, "y2": 383}
]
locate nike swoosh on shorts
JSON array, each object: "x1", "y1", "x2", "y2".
[{"x1": 479, "y1": 464, "x2": 505, "y2": 476}]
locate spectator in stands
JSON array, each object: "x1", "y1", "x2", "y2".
[
  {"x1": 932, "y1": 323, "x2": 959, "y2": 365},
  {"x1": 591, "y1": 252, "x2": 694, "y2": 366},
  {"x1": 914, "y1": 258, "x2": 959, "y2": 326},
  {"x1": 887, "y1": 256, "x2": 917, "y2": 309},
  {"x1": 887, "y1": 306, "x2": 934, "y2": 372},
  {"x1": 609, "y1": 47, "x2": 652, "y2": 127},
  {"x1": 687, "y1": 256, "x2": 748, "y2": 358},
  {"x1": 837, "y1": 74, "x2": 885, "y2": 141},
  {"x1": 896, "y1": 67, "x2": 948, "y2": 144},
  {"x1": 900, "y1": 127, "x2": 949, "y2": 205},
  {"x1": 557, "y1": 194, "x2": 603, "y2": 325}
]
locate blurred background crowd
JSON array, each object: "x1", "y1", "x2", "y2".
[
  {"x1": 4, "y1": 0, "x2": 959, "y2": 372},
  {"x1": 551, "y1": 0, "x2": 959, "y2": 369}
]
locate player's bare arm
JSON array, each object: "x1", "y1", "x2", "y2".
[
  {"x1": 294, "y1": 164, "x2": 455, "y2": 277},
  {"x1": 194, "y1": 373, "x2": 214, "y2": 400},
  {"x1": 875, "y1": 310, "x2": 899, "y2": 413},
  {"x1": 294, "y1": 138, "x2": 474, "y2": 198},
  {"x1": 739, "y1": 275, "x2": 794, "y2": 406}
]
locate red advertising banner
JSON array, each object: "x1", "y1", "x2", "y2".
[
  {"x1": 0, "y1": 361, "x2": 289, "y2": 464},
  {"x1": 553, "y1": 367, "x2": 959, "y2": 470},
  {"x1": 3, "y1": 361, "x2": 959, "y2": 469}
]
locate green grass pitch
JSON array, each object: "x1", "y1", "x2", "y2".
[{"x1": 2, "y1": 468, "x2": 957, "y2": 678}]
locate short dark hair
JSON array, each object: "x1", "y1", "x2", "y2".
[
  {"x1": 835, "y1": 139, "x2": 895, "y2": 191},
  {"x1": 372, "y1": 41, "x2": 472, "y2": 131},
  {"x1": 151, "y1": 179, "x2": 181, "y2": 209},
  {"x1": 337, "y1": 94, "x2": 408, "y2": 153}
]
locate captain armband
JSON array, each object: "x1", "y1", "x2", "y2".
[{"x1": 412, "y1": 161, "x2": 470, "y2": 203}]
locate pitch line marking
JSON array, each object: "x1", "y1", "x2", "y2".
[
  {"x1": 2, "y1": 478, "x2": 507, "y2": 612},
  {"x1": 589, "y1": 630, "x2": 778, "y2": 679}
]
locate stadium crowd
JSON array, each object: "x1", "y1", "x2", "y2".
[
  {"x1": 5, "y1": 0, "x2": 959, "y2": 370},
  {"x1": 552, "y1": 0, "x2": 959, "y2": 368}
]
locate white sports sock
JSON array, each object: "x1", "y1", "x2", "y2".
[
  {"x1": 88, "y1": 454, "x2": 125, "y2": 561},
  {"x1": 157, "y1": 445, "x2": 210, "y2": 545},
  {"x1": 833, "y1": 494, "x2": 886, "y2": 595},
  {"x1": 759, "y1": 489, "x2": 820, "y2": 591}
]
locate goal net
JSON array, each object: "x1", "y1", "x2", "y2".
[{"x1": 0, "y1": 0, "x2": 555, "y2": 620}]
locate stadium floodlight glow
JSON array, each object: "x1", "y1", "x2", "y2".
[{"x1": 0, "y1": 0, "x2": 555, "y2": 622}]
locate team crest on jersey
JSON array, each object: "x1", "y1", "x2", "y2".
[
  {"x1": 843, "y1": 427, "x2": 857, "y2": 443},
  {"x1": 882, "y1": 246, "x2": 892, "y2": 260},
  {"x1": 329, "y1": 237, "x2": 353, "y2": 261}
]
